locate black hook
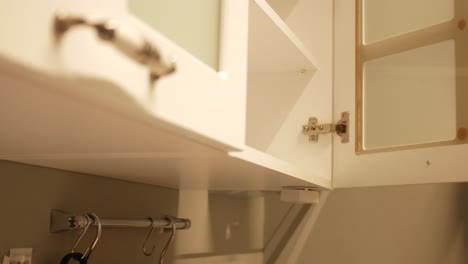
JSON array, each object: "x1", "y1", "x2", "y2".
[{"x1": 60, "y1": 252, "x2": 87, "y2": 264}]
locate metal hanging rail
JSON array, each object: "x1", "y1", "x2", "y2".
[{"x1": 50, "y1": 209, "x2": 191, "y2": 233}]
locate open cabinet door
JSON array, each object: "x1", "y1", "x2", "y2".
[
  {"x1": 0, "y1": 0, "x2": 248, "y2": 157},
  {"x1": 0, "y1": 0, "x2": 253, "y2": 189},
  {"x1": 333, "y1": 0, "x2": 468, "y2": 188}
]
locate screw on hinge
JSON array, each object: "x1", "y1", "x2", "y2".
[
  {"x1": 335, "y1": 124, "x2": 346, "y2": 134},
  {"x1": 68, "y1": 216, "x2": 78, "y2": 229}
]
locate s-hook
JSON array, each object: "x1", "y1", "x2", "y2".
[
  {"x1": 159, "y1": 216, "x2": 176, "y2": 264},
  {"x1": 60, "y1": 213, "x2": 102, "y2": 264},
  {"x1": 83, "y1": 214, "x2": 102, "y2": 260},
  {"x1": 142, "y1": 217, "x2": 158, "y2": 256}
]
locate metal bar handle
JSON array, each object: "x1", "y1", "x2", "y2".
[
  {"x1": 71, "y1": 215, "x2": 191, "y2": 230},
  {"x1": 50, "y1": 210, "x2": 191, "y2": 233},
  {"x1": 54, "y1": 13, "x2": 176, "y2": 80}
]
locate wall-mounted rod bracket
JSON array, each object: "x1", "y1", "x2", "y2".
[{"x1": 302, "y1": 112, "x2": 349, "y2": 143}]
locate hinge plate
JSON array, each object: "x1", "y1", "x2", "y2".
[
  {"x1": 302, "y1": 112, "x2": 349, "y2": 143},
  {"x1": 281, "y1": 186, "x2": 321, "y2": 204}
]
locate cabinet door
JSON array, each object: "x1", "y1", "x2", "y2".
[
  {"x1": 0, "y1": 0, "x2": 248, "y2": 155},
  {"x1": 333, "y1": 0, "x2": 468, "y2": 187}
]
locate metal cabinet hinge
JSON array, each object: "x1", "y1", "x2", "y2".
[{"x1": 302, "y1": 112, "x2": 349, "y2": 143}]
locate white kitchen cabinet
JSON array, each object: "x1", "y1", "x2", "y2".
[
  {"x1": 0, "y1": 0, "x2": 248, "y2": 154},
  {"x1": 0, "y1": 0, "x2": 466, "y2": 191},
  {"x1": 0, "y1": 0, "x2": 255, "y2": 189}
]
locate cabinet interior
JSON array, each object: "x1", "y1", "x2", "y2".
[{"x1": 245, "y1": 0, "x2": 319, "y2": 169}]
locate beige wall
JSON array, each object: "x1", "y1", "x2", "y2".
[
  {"x1": 297, "y1": 184, "x2": 467, "y2": 264},
  {"x1": 0, "y1": 161, "x2": 262, "y2": 264}
]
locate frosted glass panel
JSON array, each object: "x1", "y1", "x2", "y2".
[
  {"x1": 363, "y1": 0, "x2": 454, "y2": 44},
  {"x1": 363, "y1": 40, "x2": 457, "y2": 149},
  {"x1": 129, "y1": 0, "x2": 221, "y2": 70}
]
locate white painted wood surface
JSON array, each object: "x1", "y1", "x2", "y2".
[
  {"x1": 4, "y1": 0, "x2": 464, "y2": 191},
  {"x1": 333, "y1": 0, "x2": 468, "y2": 188},
  {"x1": 363, "y1": 0, "x2": 454, "y2": 44},
  {"x1": 0, "y1": 0, "x2": 248, "y2": 151},
  {"x1": 249, "y1": 0, "x2": 318, "y2": 73},
  {"x1": 245, "y1": 0, "x2": 334, "y2": 186},
  {"x1": 0, "y1": 0, "x2": 335, "y2": 191},
  {"x1": 362, "y1": 40, "x2": 457, "y2": 149},
  {"x1": 276, "y1": 191, "x2": 330, "y2": 264},
  {"x1": 265, "y1": 0, "x2": 299, "y2": 20},
  {"x1": 3, "y1": 154, "x2": 322, "y2": 191},
  {"x1": 231, "y1": 146, "x2": 332, "y2": 189},
  {"x1": 0, "y1": 59, "x2": 322, "y2": 190}
]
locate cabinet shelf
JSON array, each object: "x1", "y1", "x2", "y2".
[
  {"x1": 249, "y1": 0, "x2": 318, "y2": 73},
  {"x1": 4, "y1": 149, "x2": 327, "y2": 191},
  {"x1": 244, "y1": 0, "x2": 329, "y2": 188},
  {"x1": 230, "y1": 146, "x2": 331, "y2": 189},
  {"x1": 0, "y1": 55, "x2": 327, "y2": 191}
]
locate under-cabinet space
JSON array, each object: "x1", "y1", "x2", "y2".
[
  {"x1": 0, "y1": 161, "x2": 264, "y2": 263},
  {"x1": 242, "y1": 0, "x2": 333, "y2": 187}
]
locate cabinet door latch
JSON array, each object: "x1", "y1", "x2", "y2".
[{"x1": 302, "y1": 112, "x2": 349, "y2": 143}]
